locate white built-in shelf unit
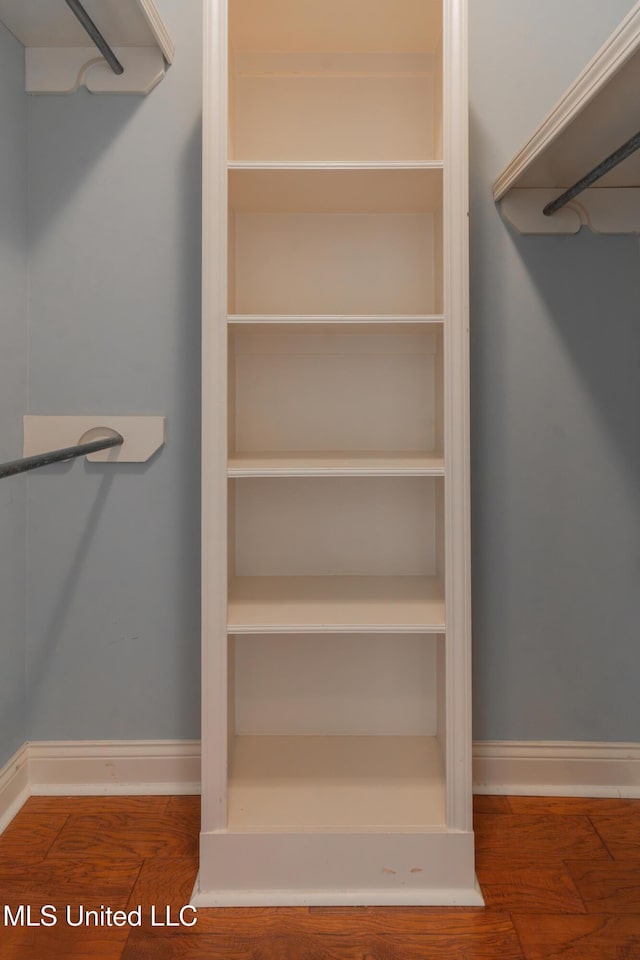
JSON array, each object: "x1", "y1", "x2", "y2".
[
  {"x1": 198, "y1": 0, "x2": 479, "y2": 906},
  {"x1": 494, "y1": 1, "x2": 640, "y2": 234},
  {"x1": 0, "y1": 0, "x2": 174, "y2": 93}
]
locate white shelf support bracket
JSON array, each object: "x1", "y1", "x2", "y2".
[
  {"x1": 499, "y1": 188, "x2": 640, "y2": 235},
  {"x1": 23, "y1": 416, "x2": 166, "y2": 463},
  {"x1": 25, "y1": 46, "x2": 168, "y2": 95}
]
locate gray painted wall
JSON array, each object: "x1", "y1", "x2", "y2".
[
  {"x1": 470, "y1": 0, "x2": 640, "y2": 740},
  {"x1": 0, "y1": 24, "x2": 27, "y2": 765},
  {"x1": 1, "y1": 0, "x2": 637, "y2": 756},
  {"x1": 26, "y1": 0, "x2": 202, "y2": 741}
]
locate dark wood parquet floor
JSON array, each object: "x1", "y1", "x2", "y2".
[{"x1": 1, "y1": 794, "x2": 640, "y2": 958}]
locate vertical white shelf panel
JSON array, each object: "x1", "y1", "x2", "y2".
[{"x1": 199, "y1": 0, "x2": 478, "y2": 907}]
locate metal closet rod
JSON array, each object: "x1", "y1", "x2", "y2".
[
  {"x1": 64, "y1": 0, "x2": 124, "y2": 76},
  {"x1": 543, "y1": 128, "x2": 640, "y2": 217},
  {"x1": 0, "y1": 435, "x2": 124, "y2": 480}
]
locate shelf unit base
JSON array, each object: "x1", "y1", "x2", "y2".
[{"x1": 193, "y1": 831, "x2": 481, "y2": 907}]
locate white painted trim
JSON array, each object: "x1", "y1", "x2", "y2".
[
  {"x1": 28, "y1": 740, "x2": 200, "y2": 796},
  {"x1": 492, "y1": 0, "x2": 640, "y2": 200},
  {"x1": 137, "y1": 0, "x2": 175, "y2": 64},
  {"x1": 474, "y1": 740, "x2": 640, "y2": 797},
  {"x1": 228, "y1": 162, "x2": 443, "y2": 171},
  {"x1": 443, "y1": 0, "x2": 472, "y2": 834},
  {"x1": 191, "y1": 875, "x2": 484, "y2": 908},
  {"x1": 200, "y1": 0, "x2": 230, "y2": 837},
  {"x1": 228, "y1": 315, "x2": 445, "y2": 324},
  {"x1": 0, "y1": 744, "x2": 30, "y2": 834},
  {"x1": 3, "y1": 738, "x2": 640, "y2": 835}
]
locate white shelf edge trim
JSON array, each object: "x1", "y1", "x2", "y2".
[
  {"x1": 228, "y1": 161, "x2": 444, "y2": 170},
  {"x1": 25, "y1": 47, "x2": 167, "y2": 95},
  {"x1": 228, "y1": 315, "x2": 445, "y2": 324},
  {"x1": 138, "y1": 0, "x2": 176, "y2": 64},
  {"x1": 500, "y1": 187, "x2": 640, "y2": 235},
  {"x1": 492, "y1": 0, "x2": 640, "y2": 201},
  {"x1": 3, "y1": 738, "x2": 640, "y2": 839},
  {"x1": 23, "y1": 415, "x2": 165, "y2": 463},
  {"x1": 228, "y1": 624, "x2": 447, "y2": 635},
  {"x1": 227, "y1": 467, "x2": 446, "y2": 478}
]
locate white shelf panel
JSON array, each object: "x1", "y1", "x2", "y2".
[
  {"x1": 228, "y1": 576, "x2": 445, "y2": 634},
  {"x1": 228, "y1": 735, "x2": 446, "y2": 831},
  {"x1": 228, "y1": 451, "x2": 445, "y2": 477}
]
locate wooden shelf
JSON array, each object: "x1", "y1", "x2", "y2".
[
  {"x1": 228, "y1": 451, "x2": 445, "y2": 477},
  {"x1": 493, "y1": 1, "x2": 640, "y2": 234},
  {"x1": 228, "y1": 576, "x2": 445, "y2": 634},
  {"x1": 0, "y1": 0, "x2": 173, "y2": 94},
  {"x1": 228, "y1": 735, "x2": 446, "y2": 831}
]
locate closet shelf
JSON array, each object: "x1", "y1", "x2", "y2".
[
  {"x1": 493, "y1": 1, "x2": 640, "y2": 234},
  {"x1": 228, "y1": 576, "x2": 446, "y2": 634},
  {"x1": 228, "y1": 451, "x2": 445, "y2": 477},
  {"x1": 228, "y1": 316, "x2": 445, "y2": 329},
  {"x1": 0, "y1": 0, "x2": 174, "y2": 94},
  {"x1": 229, "y1": 161, "x2": 443, "y2": 170}
]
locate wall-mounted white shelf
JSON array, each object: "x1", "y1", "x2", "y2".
[
  {"x1": 23, "y1": 416, "x2": 165, "y2": 463},
  {"x1": 0, "y1": 0, "x2": 174, "y2": 94},
  {"x1": 493, "y1": 1, "x2": 640, "y2": 234}
]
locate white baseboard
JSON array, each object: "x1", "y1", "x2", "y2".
[
  {"x1": 0, "y1": 743, "x2": 30, "y2": 833},
  {"x1": 28, "y1": 739, "x2": 201, "y2": 796},
  {"x1": 2, "y1": 738, "x2": 640, "y2": 834},
  {"x1": 474, "y1": 740, "x2": 640, "y2": 797}
]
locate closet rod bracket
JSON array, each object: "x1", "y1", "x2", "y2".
[{"x1": 22, "y1": 416, "x2": 166, "y2": 464}]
